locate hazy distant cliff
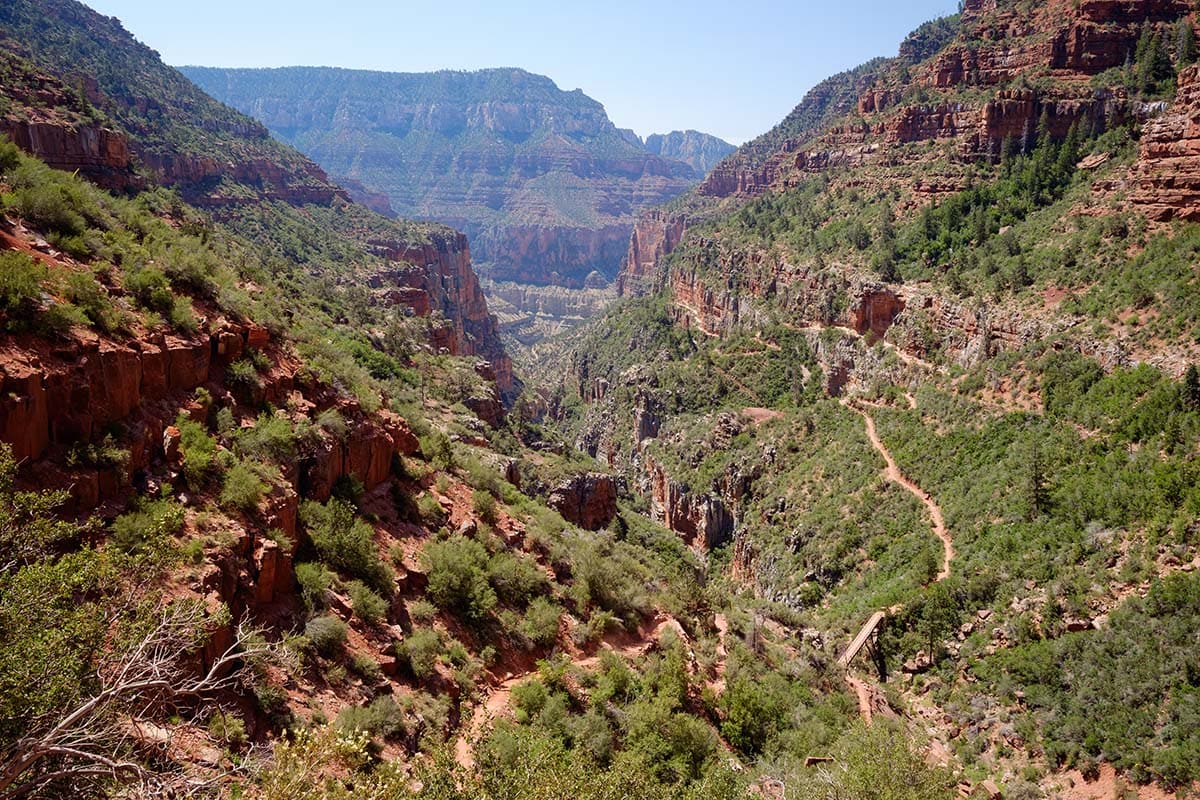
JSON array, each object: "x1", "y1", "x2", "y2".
[{"x1": 182, "y1": 66, "x2": 706, "y2": 289}]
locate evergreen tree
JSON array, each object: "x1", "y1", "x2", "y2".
[
  {"x1": 1184, "y1": 364, "x2": 1200, "y2": 410},
  {"x1": 1136, "y1": 27, "x2": 1174, "y2": 94},
  {"x1": 1025, "y1": 437, "x2": 1049, "y2": 521},
  {"x1": 1178, "y1": 20, "x2": 1197, "y2": 66}
]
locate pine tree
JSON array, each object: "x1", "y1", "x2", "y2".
[
  {"x1": 1136, "y1": 27, "x2": 1174, "y2": 94},
  {"x1": 1184, "y1": 364, "x2": 1200, "y2": 410},
  {"x1": 1025, "y1": 437, "x2": 1049, "y2": 521},
  {"x1": 1177, "y1": 20, "x2": 1197, "y2": 66}
]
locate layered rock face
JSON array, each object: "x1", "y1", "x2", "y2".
[
  {"x1": 182, "y1": 67, "x2": 703, "y2": 289},
  {"x1": 478, "y1": 223, "x2": 633, "y2": 289},
  {"x1": 365, "y1": 231, "x2": 515, "y2": 399},
  {"x1": 0, "y1": 52, "x2": 141, "y2": 192},
  {"x1": 0, "y1": 118, "x2": 135, "y2": 189},
  {"x1": 0, "y1": 0, "x2": 346, "y2": 209},
  {"x1": 616, "y1": 210, "x2": 690, "y2": 297},
  {"x1": 642, "y1": 453, "x2": 735, "y2": 550},
  {"x1": 484, "y1": 280, "x2": 615, "y2": 348},
  {"x1": 617, "y1": 0, "x2": 1196, "y2": 300},
  {"x1": 0, "y1": 7, "x2": 515, "y2": 406},
  {"x1": 1131, "y1": 64, "x2": 1200, "y2": 220},
  {"x1": 658, "y1": 237, "x2": 1122, "y2": 374},
  {"x1": 698, "y1": 61, "x2": 885, "y2": 200},
  {"x1": 0, "y1": 318, "x2": 420, "y2": 517}
]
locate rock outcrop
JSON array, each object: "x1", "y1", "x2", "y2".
[
  {"x1": 617, "y1": 210, "x2": 690, "y2": 297},
  {"x1": 614, "y1": 0, "x2": 1195, "y2": 333},
  {"x1": 0, "y1": 52, "x2": 141, "y2": 191},
  {"x1": 547, "y1": 473, "x2": 618, "y2": 531},
  {"x1": 366, "y1": 231, "x2": 515, "y2": 399},
  {"x1": 642, "y1": 452, "x2": 735, "y2": 550},
  {"x1": 1131, "y1": 64, "x2": 1200, "y2": 220},
  {"x1": 0, "y1": 1, "x2": 347, "y2": 209}
]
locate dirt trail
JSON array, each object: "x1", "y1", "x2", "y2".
[
  {"x1": 838, "y1": 400, "x2": 955, "y2": 728},
  {"x1": 854, "y1": 403, "x2": 954, "y2": 582},
  {"x1": 453, "y1": 616, "x2": 691, "y2": 769},
  {"x1": 846, "y1": 675, "x2": 874, "y2": 725}
]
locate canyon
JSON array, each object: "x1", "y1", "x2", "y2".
[
  {"x1": 3, "y1": 0, "x2": 1200, "y2": 796},
  {"x1": 181, "y1": 66, "x2": 724, "y2": 293}
]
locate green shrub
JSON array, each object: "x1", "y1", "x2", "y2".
[
  {"x1": 208, "y1": 711, "x2": 247, "y2": 748},
  {"x1": 237, "y1": 414, "x2": 296, "y2": 463},
  {"x1": 511, "y1": 679, "x2": 549, "y2": 721},
  {"x1": 180, "y1": 539, "x2": 205, "y2": 565},
  {"x1": 125, "y1": 265, "x2": 174, "y2": 314},
  {"x1": 347, "y1": 580, "x2": 389, "y2": 625},
  {"x1": 176, "y1": 415, "x2": 217, "y2": 490},
  {"x1": 568, "y1": 710, "x2": 614, "y2": 765},
  {"x1": 7, "y1": 179, "x2": 86, "y2": 237},
  {"x1": 520, "y1": 597, "x2": 562, "y2": 648},
  {"x1": 422, "y1": 535, "x2": 496, "y2": 621},
  {"x1": 37, "y1": 299, "x2": 88, "y2": 335},
  {"x1": 0, "y1": 140, "x2": 19, "y2": 173},
  {"x1": 420, "y1": 431, "x2": 453, "y2": 470},
  {"x1": 417, "y1": 493, "x2": 446, "y2": 526},
  {"x1": 296, "y1": 562, "x2": 333, "y2": 612},
  {"x1": 65, "y1": 434, "x2": 130, "y2": 475},
  {"x1": 220, "y1": 460, "x2": 266, "y2": 512},
  {"x1": 62, "y1": 269, "x2": 121, "y2": 332},
  {"x1": 488, "y1": 552, "x2": 549, "y2": 606},
  {"x1": 226, "y1": 359, "x2": 262, "y2": 397},
  {"x1": 332, "y1": 475, "x2": 364, "y2": 505},
  {"x1": 300, "y1": 499, "x2": 391, "y2": 593},
  {"x1": 304, "y1": 615, "x2": 348, "y2": 657},
  {"x1": 0, "y1": 251, "x2": 46, "y2": 329},
  {"x1": 316, "y1": 409, "x2": 348, "y2": 440},
  {"x1": 265, "y1": 527, "x2": 293, "y2": 555},
  {"x1": 397, "y1": 628, "x2": 442, "y2": 680},
  {"x1": 215, "y1": 407, "x2": 236, "y2": 437},
  {"x1": 408, "y1": 599, "x2": 437, "y2": 625},
  {"x1": 110, "y1": 499, "x2": 185, "y2": 555},
  {"x1": 336, "y1": 696, "x2": 405, "y2": 740},
  {"x1": 473, "y1": 489, "x2": 499, "y2": 525},
  {"x1": 350, "y1": 654, "x2": 384, "y2": 684}
]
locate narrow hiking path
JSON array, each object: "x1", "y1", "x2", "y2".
[
  {"x1": 846, "y1": 674, "x2": 874, "y2": 726},
  {"x1": 840, "y1": 400, "x2": 955, "y2": 726},
  {"x1": 853, "y1": 402, "x2": 954, "y2": 582},
  {"x1": 453, "y1": 616, "x2": 696, "y2": 769}
]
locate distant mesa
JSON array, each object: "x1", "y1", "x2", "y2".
[{"x1": 619, "y1": 128, "x2": 736, "y2": 175}]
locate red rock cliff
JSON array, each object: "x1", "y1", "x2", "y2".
[
  {"x1": 367, "y1": 231, "x2": 516, "y2": 399},
  {"x1": 616, "y1": 210, "x2": 689, "y2": 297},
  {"x1": 1131, "y1": 64, "x2": 1200, "y2": 221}
]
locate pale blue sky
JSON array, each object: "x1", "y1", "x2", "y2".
[{"x1": 84, "y1": 0, "x2": 959, "y2": 144}]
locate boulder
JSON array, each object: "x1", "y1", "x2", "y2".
[{"x1": 548, "y1": 473, "x2": 618, "y2": 531}]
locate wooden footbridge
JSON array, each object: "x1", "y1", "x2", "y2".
[{"x1": 838, "y1": 610, "x2": 887, "y2": 677}]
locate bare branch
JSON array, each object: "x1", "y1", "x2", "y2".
[{"x1": 0, "y1": 600, "x2": 276, "y2": 800}]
